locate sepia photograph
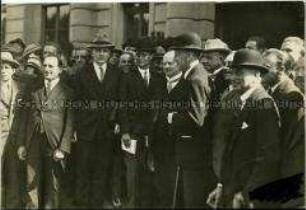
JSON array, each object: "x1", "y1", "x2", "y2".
[{"x1": 0, "y1": 0, "x2": 305, "y2": 209}]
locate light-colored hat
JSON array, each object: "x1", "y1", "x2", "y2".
[
  {"x1": 22, "y1": 43, "x2": 42, "y2": 58},
  {"x1": 202, "y1": 38, "x2": 231, "y2": 54},
  {"x1": 26, "y1": 56, "x2": 42, "y2": 70},
  {"x1": 1, "y1": 51, "x2": 20, "y2": 67}
]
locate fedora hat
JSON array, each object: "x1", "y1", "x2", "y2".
[
  {"x1": 231, "y1": 48, "x2": 269, "y2": 74},
  {"x1": 202, "y1": 38, "x2": 231, "y2": 54},
  {"x1": 22, "y1": 43, "x2": 42, "y2": 58},
  {"x1": 87, "y1": 34, "x2": 115, "y2": 50},
  {"x1": 1, "y1": 51, "x2": 20, "y2": 67},
  {"x1": 169, "y1": 32, "x2": 203, "y2": 52}
]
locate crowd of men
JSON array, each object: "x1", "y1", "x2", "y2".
[{"x1": 0, "y1": 32, "x2": 305, "y2": 209}]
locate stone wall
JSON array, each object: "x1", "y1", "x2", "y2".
[{"x1": 3, "y1": 3, "x2": 216, "y2": 46}]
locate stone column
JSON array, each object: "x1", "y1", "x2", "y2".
[
  {"x1": 165, "y1": 2, "x2": 215, "y2": 39},
  {"x1": 24, "y1": 5, "x2": 42, "y2": 43},
  {"x1": 69, "y1": 4, "x2": 96, "y2": 47},
  {"x1": 5, "y1": 5, "x2": 26, "y2": 42}
]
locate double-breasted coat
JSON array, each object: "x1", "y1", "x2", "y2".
[{"x1": 220, "y1": 86, "x2": 282, "y2": 207}]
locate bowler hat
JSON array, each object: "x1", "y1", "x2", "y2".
[
  {"x1": 87, "y1": 34, "x2": 115, "y2": 50},
  {"x1": 169, "y1": 32, "x2": 203, "y2": 52},
  {"x1": 22, "y1": 43, "x2": 42, "y2": 58},
  {"x1": 202, "y1": 38, "x2": 230, "y2": 54},
  {"x1": 231, "y1": 48, "x2": 269, "y2": 74},
  {"x1": 1, "y1": 51, "x2": 20, "y2": 67}
]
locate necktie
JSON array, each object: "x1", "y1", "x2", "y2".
[
  {"x1": 143, "y1": 70, "x2": 149, "y2": 86},
  {"x1": 99, "y1": 66, "x2": 105, "y2": 82},
  {"x1": 45, "y1": 81, "x2": 52, "y2": 97},
  {"x1": 167, "y1": 82, "x2": 172, "y2": 93}
]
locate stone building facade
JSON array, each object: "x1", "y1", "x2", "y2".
[{"x1": 1, "y1": 2, "x2": 304, "y2": 56}]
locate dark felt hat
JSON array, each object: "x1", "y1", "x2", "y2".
[
  {"x1": 231, "y1": 48, "x2": 269, "y2": 74},
  {"x1": 87, "y1": 34, "x2": 115, "y2": 50},
  {"x1": 169, "y1": 32, "x2": 203, "y2": 52}
]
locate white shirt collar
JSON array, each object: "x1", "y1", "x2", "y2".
[
  {"x1": 184, "y1": 60, "x2": 199, "y2": 79},
  {"x1": 138, "y1": 67, "x2": 150, "y2": 74},
  {"x1": 93, "y1": 62, "x2": 107, "y2": 81},
  {"x1": 93, "y1": 62, "x2": 107, "y2": 70},
  {"x1": 45, "y1": 77, "x2": 60, "y2": 91},
  {"x1": 166, "y1": 72, "x2": 183, "y2": 83},
  {"x1": 138, "y1": 67, "x2": 150, "y2": 80}
]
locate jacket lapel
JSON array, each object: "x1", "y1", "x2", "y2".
[{"x1": 46, "y1": 81, "x2": 64, "y2": 103}]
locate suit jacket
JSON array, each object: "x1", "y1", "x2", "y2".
[
  {"x1": 221, "y1": 86, "x2": 281, "y2": 197},
  {"x1": 154, "y1": 62, "x2": 211, "y2": 169},
  {"x1": 0, "y1": 80, "x2": 20, "y2": 142},
  {"x1": 119, "y1": 65, "x2": 163, "y2": 137},
  {"x1": 74, "y1": 62, "x2": 120, "y2": 141},
  {"x1": 271, "y1": 76, "x2": 304, "y2": 178},
  {"x1": 17, "y1": 80, "x2": 74, "y2": 154}
]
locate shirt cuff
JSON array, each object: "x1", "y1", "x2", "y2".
[{"x1": 167, "y1": 112, "x2": 176, "y2": 124}]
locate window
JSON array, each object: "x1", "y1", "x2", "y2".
[
  {"x1": 1, "y1": 6, "x2": 6, "y2": 44},
  {"x1": 123, "y1": 3, "x2": 149, "y2": 41},
  {"x1": 42, "y1": 4, "x2": 70, "y2": 57}
]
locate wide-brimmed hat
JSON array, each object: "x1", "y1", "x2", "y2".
[
  {"x1": 1, "y1": 51, "x2": 20, "y2": 67},
  {"x1": 1, "y1": 43, "x2": 23, "y2": 56},
  {"x1": 231, "y1": 48, "x2": 269, "y2": 74},
  {"x1": 169, "y1": 32, "x2": 203, "y2": 52},
  {"x1": 202, "y1": 38, "x2": 231, "y2": 54},
  {"x1": 22, "y1": 43, "x2": 42, "y2": 58},
  {"x1": 26, "y1": 57, "x2": 42, "y2": 70},
  {"x1": 87, "y1": 34, "x2": 115, "y2": 50}
]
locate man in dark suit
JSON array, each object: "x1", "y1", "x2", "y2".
[
  {"x1": 73, "y1": 35, "x2": 120, "y2": 208},
  {"x1": 207, "y1": 49, "x2": 282, "y2": 208},
  {"x1": 157, "y1": 33, "x2": 213, "y2": 208},
  {"x1": 153, "y1": 49, "x2": 186, "y2": 208},
  {"x1": 119, "y1": 37, "x2": 162, "y2": 208},
  {"x1": 263, "y1": 48, "x2": 304, "y2": 207},
  {"x1": 16, "y1": 55, "x2": 74, "y2": 209}
]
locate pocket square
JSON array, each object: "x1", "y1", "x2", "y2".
[{"x1": 241, "y1": 122, "x2": 249, "y2": 130}]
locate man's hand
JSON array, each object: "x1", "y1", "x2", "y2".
[
  {"x1": 232, "y1": 191, "x2": 245, "y2": 209},
  {"x1": 17, "y1": 146, "x2": 27, "y2": 161},
  {"x1": 121, "y1": 133, "x2": 131, "y2": 148},
  {"x1": 206, "y1": 184, "x2": 223, "y2": 209},
  {"x1": 53, "y1": 149, "x2": 65, "y2": 161}
]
